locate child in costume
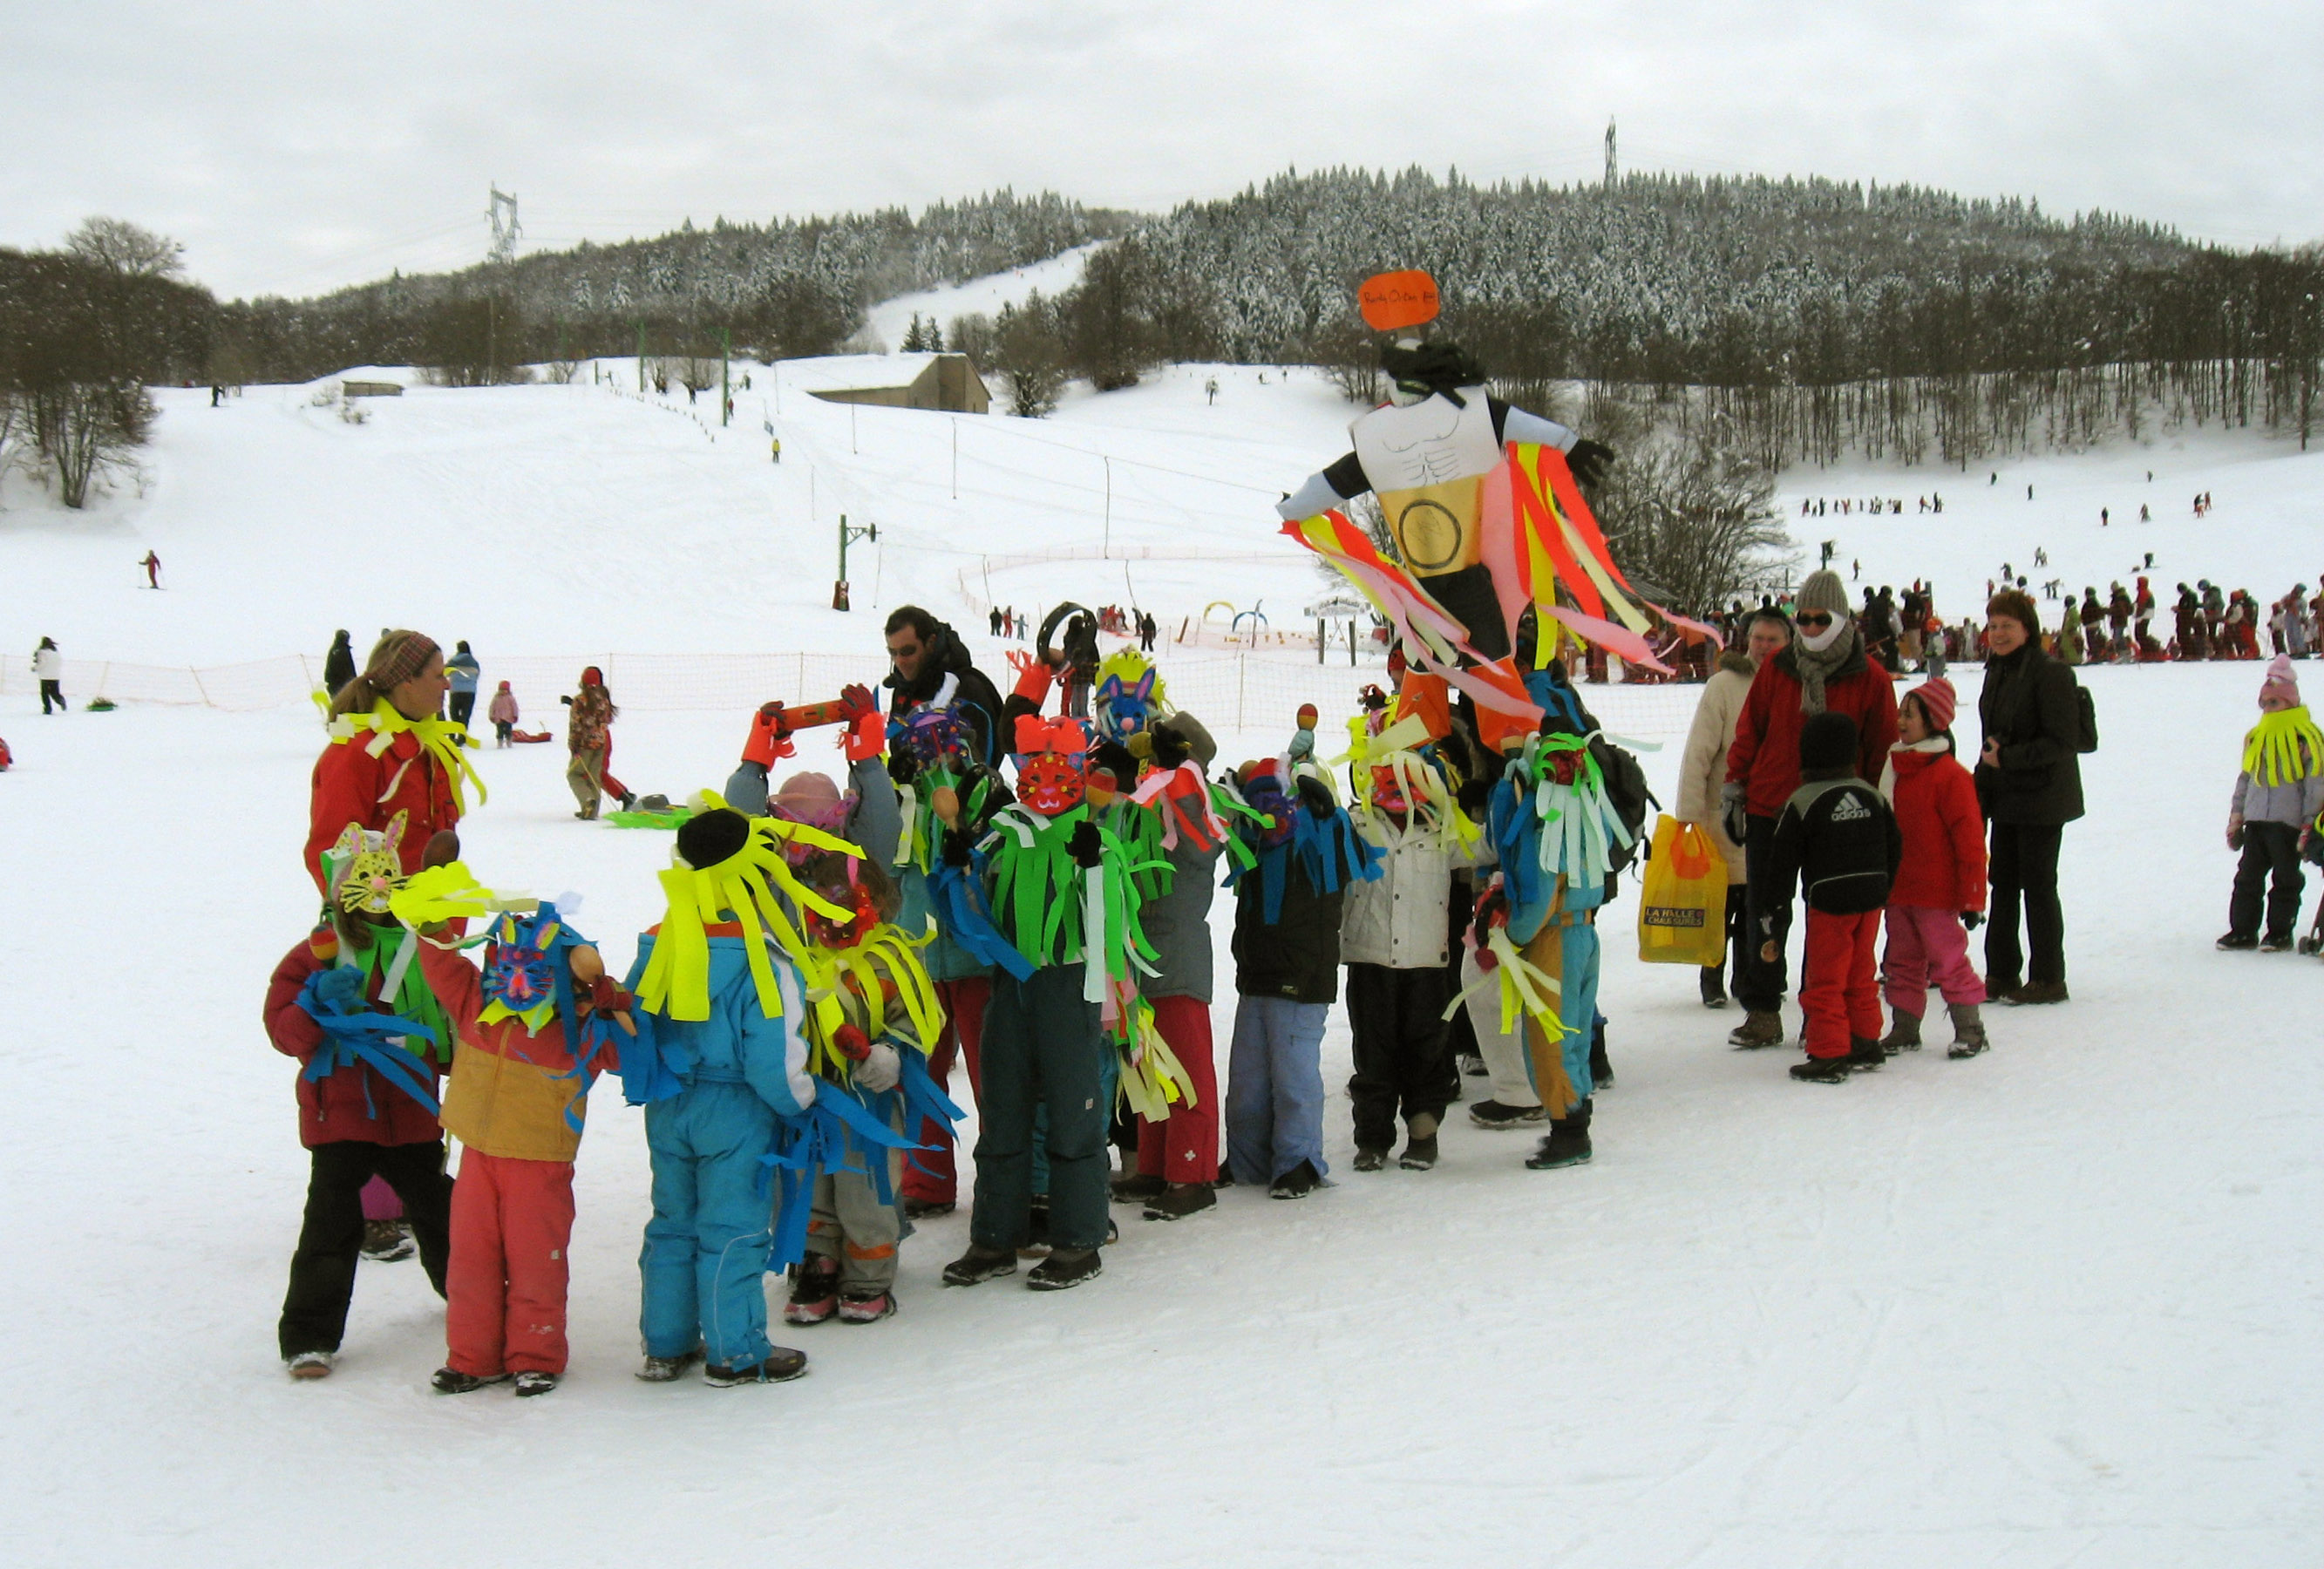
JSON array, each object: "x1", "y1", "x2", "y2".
[
  {"x1": 1763, "y1": 713, "x2": 1903, "y2": 1083},
  {"x1": 1220, "y1": 748, "x2": 1379, "y2": 1197},
  {"x1": 933, "y1": 705, "x2": 1159, "y2": 1292},
  {"x1": 2219, "y1": 655, "x2": 2324, "y2": 952},
  {"x1": 404, "y1": 873, "x2": 634, "y2": 1396},
  {"x1": 264, "y1": 820, "x2": 456, "y2": 1379},
  {"x1": 781, "y1": 852, "x2": 957, "y2": 1326},
  {"x1": 486, "y1": 681, "x2": 518, "y2": 747},
  {"x1": 624, "y1": 807, "x2": 841, "y2": 1386},
  {"x1": 1459, "y1": 662, "x2": 1628, "y2": 1169},
  {"x1": 1877, "y1": 678, "x2": 1990, "y2": 1060},
  {"x1": 1338, "y1": 692, "x2": 1478, "y2": 1172}
]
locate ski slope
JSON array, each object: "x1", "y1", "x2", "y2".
[{"x1": 3, "y1": 344, "x2": 2324, "y2": 1564}]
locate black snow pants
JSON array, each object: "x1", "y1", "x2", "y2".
[
  {"x1": 278, "y1": 1139, "x2": 453, "y2": 1357},
  {"x1": 1346, "y1": 962, "x2": 1456, "y2": 1152}
]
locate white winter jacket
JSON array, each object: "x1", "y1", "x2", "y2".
[
  {"x1": 1675, "y1": 656, "x2": 1752, "y2": 883},
  {"x1": 1340, "y1": 818, "x2": 1470, "y2": 969},
  {"x1": 31, "y1": 646, "x2": 61, "y2": 680}
]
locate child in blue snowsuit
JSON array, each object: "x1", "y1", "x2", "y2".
[{"x1": 626, "y1": 809, "x2": 820, "y2": 1387}]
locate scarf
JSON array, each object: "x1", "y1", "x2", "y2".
[
  {"x1": 2242, "y1": 706, "x2": 2324, "y2": 788},
  {"x1": 332, "y1": 699, "x2": 487, "y2": 816},
  {"x1": 1879, "y1": 737, "x2": 1953, "y2": 802},
  {"x1": 1790, "y1": 620, "x2": 1859, "y2": 716}
]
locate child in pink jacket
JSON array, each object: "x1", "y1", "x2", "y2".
[
  {"x1": 486, "y1": 682, "x2": 519, "y2": 747},
  {"x1": 1878, "y1": 678, "x2": 1990, "y2": 1059}
]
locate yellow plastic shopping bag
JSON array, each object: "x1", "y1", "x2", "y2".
[{"x1": 1636, "y1": 814, "x2": 1727, "y2": 967}]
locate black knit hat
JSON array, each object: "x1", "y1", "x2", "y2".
[
  {"x1": 676, "y1": 807, "x2": 751, "y2": 871},
  {"x1": 1799, "y1": 710, "x2": 1858, "y2": 771}
]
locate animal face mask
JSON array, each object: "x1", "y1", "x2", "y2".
[
  {"x1": 483, "y1": 906, "x2": 568, "y2": 1015},
  {"x1": 1013, "y1": 714, "x2": 1090, "y2": 816},
  {"x1": 328, "y1": 814, "x2": 409, "y2": 914}
]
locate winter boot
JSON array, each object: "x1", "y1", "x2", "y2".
[
  {"x1": 1789, "y1": 1054, "x2": 1853, "y2": 1083},
  {"x1": 704, "y1": 1347, "x2": 808, "y2": 1386},
  {"x1": 837, "y1": 1290, "x2": 897, "y2": 1324},
  {"x1": 1729, "y1": 1009, "x2": 1785, "y2": 1049},
  {"x1": 1588, "y1": 1020, "x2": 1614, "y2": 1089},
  {"x1": 1351, "y1": 1148, "x2": 1389, "y2": 1172},
  {"x1": 430, "y1": 1367, "x2": 510, "y2": 1395},
  {"x1": 284, "y1": 1350, "x2": 335, "y2": 1380},
  {"x1": 941, "y1": 1245, "x2": 1019, "y2": 1287},
  {"x1": 784, "y1": 1257, "x2": 840, "y2": 1326},
  {"x1": 1143, "y1": 1182, "x2": 1217, "y2": 1222},
  {"x1": 901, "y1": 1197, "x2": 955, "y2": 1220},
  {"x1": 635, "y1": 1347, "x2": 703, "y2": 1382},
  {"x1": 1027, "y1": 1247, "x2": 1103, "y2": 1291},
  {"x1": 1458, "y1": 1052, "x2": 1490, "y2": 1077},
  {"x1": 1700, "y1": 968, "x2": 1729, "y2": 1009},
  {"x1": 1110, "y1": 1172, "x2": 1168, "y2": 1204},
  {"x1": 360, "y1": 1218, "x2": 415, "y2": 1262},
  {"x1": 1018, "y1": 1199, "x2": 1052, "y2": 1257},
  {"x1": 1399, "y1": 1113, "x2": 1440, "y2": 1170},
  {"x1": 1469, "y1": 1098, "x2": 1548, "y2": 1130},
  {"x1": 513, "y1": 1371, "x2": 559, "y2": 1397},
  {"x1": 1268, "y1": 1160, "x2": 1321, "y2": 1199},
  {"x1": 2260, "y1": 932, "x2": 2295, "y2": 953},
  {"x1": 2003, "y1": 980, "x2": 2069, "y2": 1005},
  {"x1": 1845, "y1": 1036, "x2": 1886, "y2": 1071},
  {"x1": 1526, "y1": 1114, "x2": 1594, "y2": 1170},
  {"x1": 1878, "y1": 1011, "x2": 1923, "y2": 1056},
  {"x1": 1946, "y1": 1002, "x2": 1989, "y2": 1059},
  {"x1": 2216, "y1": 932, "x2": 2259, "y2": 951}
]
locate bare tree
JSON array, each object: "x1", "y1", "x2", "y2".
[
  {"x1": 66, "y1": 217, "x2": 186, "y2": 278},
  {"x1": 29, "y1": 382, "x2": 155, "y2": 507},
  {"x1": 1592, "y1": 430, "x2": 1797, "y2": 615}
]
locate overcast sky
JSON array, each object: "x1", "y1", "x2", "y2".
[{"x1": 3, "y1": 0, "x2": 2317, "y2": 300}]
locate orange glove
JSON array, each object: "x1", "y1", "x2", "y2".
[
  {"x1": 843, "y1": 710, "x2": 887, "y2": 763},
  {"x1": 742, "y1": 702, "x2": 796, "y2": 766}
]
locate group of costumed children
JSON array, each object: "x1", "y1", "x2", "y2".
[{"x1": 262, "y1": 268, "x2": 1706, "y2": 1389}]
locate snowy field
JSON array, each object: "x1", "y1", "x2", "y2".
[
  {"x1": 2, "y1": 659, "x2": 2320, "y2": 1566},
  {"x1": 2, "y1": 352, "x2": 2322, "y2": 1564}
]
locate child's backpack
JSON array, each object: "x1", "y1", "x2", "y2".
[{"x1": 1592, "y1": 735, "x2": 1658, "y2": 879}]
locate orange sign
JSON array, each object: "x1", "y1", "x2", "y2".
[{"x1": 1357, "y1": 269, "x2": 1440, "y2": 332}]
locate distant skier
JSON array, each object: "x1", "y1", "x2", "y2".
[
  {"x1": 323, "y1": 630, "x2": 357, "y2": 700},
  {"x1": 139, "y1": 550, "x2": 161, "y2": 588},
  {"x1": 33, "y1": 637, "x2": 65, "y2": 715}
]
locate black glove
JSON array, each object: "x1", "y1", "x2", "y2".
[
  {"x1": 941, "y1": 827, "x2": 974, "y2": 868},
  {"x1": 1719, "y1": 783, "x2": 1750, "y2": 850},
  {"x1": 1295, "y1": 774, "x2": 1337, "y2": 817},
  {"x1": 887, "y1": 749, "x2": 920, "y2": 786},
  {"x1": 1068, "y1": 820, "x2": 1104, "y2": 868},
  {"x1": 1566, "y1": 438, "x2": 1616, "y2": 488},
  {"x1": 1091, "y1": 740, "x2": 1138, "y2": 789},
  {"x1": 1960, "y1": 911, "x2": 1983, "y2": 931},
  {"x1": 1149, "y1": 723, "x2": 1191, "y2": 771}
]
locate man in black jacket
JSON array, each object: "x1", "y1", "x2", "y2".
[
  {"x1": 882, "y1": 607, "x2": 1006, "y2": 770},
  {"x1": 1763, "y1": 711, "x2": 1903, "y2": 1082}
]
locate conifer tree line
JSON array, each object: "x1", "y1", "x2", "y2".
[
  {"x1": 209, "y1": 192, "x2": 1124, "y2": 385},
  {"x1": 1012, "y1": 168, "x2": 2324, "y2": 464}
]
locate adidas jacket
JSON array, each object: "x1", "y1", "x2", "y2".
[{"x1": 1763, "y1": 775, "x2": 1902, "y2": 918}]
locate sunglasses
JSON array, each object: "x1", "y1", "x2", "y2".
[{"x1": 1796, "y1": 613, "x2": 1833, "y2": 630}]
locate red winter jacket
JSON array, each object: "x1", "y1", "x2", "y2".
[
  {"x1": 305, "y1": 729, "x2": 461, "y2": 892},
  {"x1": 1725, "y1": 642, "x2": 1899, "y2": 818},
  {"x1": 265, "y1": 930, "x2": 447, "y2": 1149},
  {"x1": 1886, "y1": 747, "x2": 1988, "y2": 912}
]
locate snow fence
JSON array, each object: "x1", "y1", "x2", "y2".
[{"x1": 0, "y1": 649, "x2": 1706, "y2": 743}]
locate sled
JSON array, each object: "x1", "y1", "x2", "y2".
[
  {"x1": 605, "y1": 805, "x2": 694, "y2": 831},
  {"x1": 511, "y1": 729, "x2": 554, "y2": 744},
  {"x1": 0, "y1": 735, "x2": 11, "y2": 770}
]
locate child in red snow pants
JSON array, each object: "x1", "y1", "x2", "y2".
[
  {"x1": 1134, "y1": 995, "x2": 1220, "y2": 1183},
  {"x1": 1881, "y1": 905, "x2": 1985, "y2": 1018},
  {"x1": 1801, "y1": 909, "x2": 1884, "y2": 1059},
  {"x1": 445, "y1": 1150, "x2": 578, "y2": 1377}
]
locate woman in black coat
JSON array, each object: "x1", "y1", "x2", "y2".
[{"x1": 1974, "y1": 590, "x2": 2085, "y2": 1003}]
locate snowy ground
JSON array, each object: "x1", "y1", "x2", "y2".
[
  {"x1": 3, "y1": 342, "x2": 2323, "y2": 1563},
  {"x1": 2, "y1": 655, "x2": 2320, "y2": 1566}
]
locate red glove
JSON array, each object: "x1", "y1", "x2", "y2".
[
  {"x1": 831, "y1": 1022, "x2": 872, "y2": 1061},
  {"x1": 742, "y1": 702, "x2": 796, "y2": 767},
  {"x1": 843, "y1": 710, "x2": 887, "y2": 763},
  {"x1": 1007, "y1": 649, "x2": 1055, "y2": 705},
  {"x1": 837, "y1": 683, "x2": 880, "y2": 724},
  {"x1": 584, "y1": 975, "x2": 638, "y2": 1036}
]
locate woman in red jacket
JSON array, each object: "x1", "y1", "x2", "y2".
[
  {"x1": 305, "y1": 630, "x2": 480, "y2": 890},
  {"x1": 1878, "y1": 678, "x2": 1990, "y2": 1059},
  {"x1": 1718, "y1": 570, "x2": 1899, "y2": 1048},
  {"x1": 304, "y1": 629, "x2": 480, "y2": 1260}
]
